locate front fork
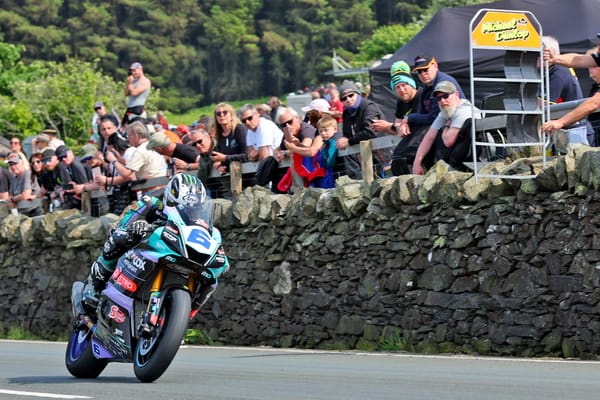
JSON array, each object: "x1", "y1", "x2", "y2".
[{"x1": 137, "y1": 267, "x2": 197, "y2": 337}]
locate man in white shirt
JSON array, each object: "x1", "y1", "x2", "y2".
[
  {"x1": 95, "y1": 121, "x2": 167, "y2": 190},
  {"x1": 239, "y1": 103, "x2": 283, "y2": 161},
  {"x1": 412, "y1": 81, "x2": 474, "y2": 175}
]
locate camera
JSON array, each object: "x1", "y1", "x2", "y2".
[
  {"x1": 63, "y1": 183, "x2": 73, "y2": 190},
  {"x1": 128, "y1": 70, "x2": 133, "y2": 76}
]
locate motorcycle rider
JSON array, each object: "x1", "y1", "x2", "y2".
[{"x1": 82, "y1": 173, "x2": 228, "y2": 315}]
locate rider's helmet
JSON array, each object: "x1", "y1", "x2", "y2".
[{"x1": 163, "y1": 173, "x2": 207, "y2": 207}]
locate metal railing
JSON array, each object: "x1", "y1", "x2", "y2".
[
  {"x1": 81, "y1": 96, "x2": 600, "y2": 214},
  {"x1": 206, "y1": 135, "x2": 401, "y2": 197}
]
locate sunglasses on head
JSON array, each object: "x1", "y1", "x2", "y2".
[
  {"x1": 241, "y1": 113, "x2": 256, "y2": 123},
  {"x1": 279, "y1": 118, "x2": 294, "y2": 128},
  {"x1": 341, "y1": 92, "x2": 356, "y2": 102},
  {"x1": 435, "y1": 93, "x2": 452, "y2": 101},
  {"x1": 215, "y1": 110, "x2": 229, "y2": 117}
]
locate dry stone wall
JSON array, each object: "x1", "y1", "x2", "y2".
[{"x1": 2, "y1": 148, "x2": 600, "y2": 358}]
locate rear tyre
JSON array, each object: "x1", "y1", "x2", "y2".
[
  {"x1": 133, "y1": 289, "x2": 191, "y2": 382},
  {"x1": 65, "y1": 326, "x2": 108, "y2": 379}
]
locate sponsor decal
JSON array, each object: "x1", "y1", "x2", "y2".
[
  {"x1": 115, "y1": 273, "x2": 137, "y2": 292},
  {"x1": 163, "y1": 231, "x2": 178, "y2": 244},
  {"x1": 182, "y1": 193, "x2": 199, "y2": 205},
  {"x1": 215, "y1": 255, "x2": 226, "y2": 264},
  {"x1": 108, "y1": 305, "x2": 126, "y2": 323},
  {"x1": 472, "y1": 11, "x2": 540, "y2": 48},
  {"x1": 122, "y1": 250, "x2": 146, "y2": 274}
]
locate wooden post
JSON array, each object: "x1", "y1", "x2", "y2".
[
  {"x1": 81, "y1": 192, "x2": 91, "y2": 215},
  {"x1": 229, "y1": 161, "x2": 243, "y2": 197},
  {"x1": 360, "y1": 140, "x2": 374, "y2": 184}
]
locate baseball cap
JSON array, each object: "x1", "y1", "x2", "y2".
[
  {"x1": 412, "y1": 55, "x2": 436, "y2": 72},
  {"x1": 94, "y1": 101, "x2": 104, "y2": 109},
  {"x1": 129, "y1": 62, "x2": 143, "y2": 70},
  {"x1": 301, "y1": 98, "x2": 331, "y2": 113},
  {"x1": 146, "y1": 131, "x2": 172, "y2": 150},
  {"x1": 433, "y1": 80, "x2": 457, "y2": 95},
  {"x1": 55, "y1": 145, "x2": 69, "y2": 159},
  {"x1": 80, "y1": 144, "x2": 98, "y2": 161},
  {"x1": 41, "y1": 149, "x2": 56, "y2": 161},
  {"x1": 7, "y1": 152, "x2": 22, "y2": 164}
]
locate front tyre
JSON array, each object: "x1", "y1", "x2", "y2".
[
  {"x1": 134, "y1": 289, "x2": 191, "y2": 382},
  {"x1": 65, "y1": 326, "x2": 108, "y2": 379}
]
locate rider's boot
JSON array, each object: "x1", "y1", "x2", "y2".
[{"x1": 82, "y1": 259, "x2": 114, "y2": 308}]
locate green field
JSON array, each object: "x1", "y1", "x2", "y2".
[{"x1": 163, "y1": 97, "x2": 271, "y2": 126}]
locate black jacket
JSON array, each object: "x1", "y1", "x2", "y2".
[{"x1": 341, "y1": 98, "x2": 383, "y2": 145}]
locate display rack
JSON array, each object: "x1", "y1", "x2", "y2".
[{"x1": 469, "y1": 9, "x2": 550, "y2": 181}]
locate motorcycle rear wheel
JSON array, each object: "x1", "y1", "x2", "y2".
[
  {"x1": 133, "y1": 288, "x2": 191, "y2": 382},
  {"x1": 65, "y1": 327, "x2": 108, "y2": 379}
]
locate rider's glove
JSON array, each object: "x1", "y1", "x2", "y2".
[{"x1": 129, "y1": 220, "x2": 152, "y2": 237}]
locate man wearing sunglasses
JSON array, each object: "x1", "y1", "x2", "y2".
[
  {"x1": 239, "y1": 103, "x2": 284, "y2": 190},
  {"x1": 146, "y1": 130, "x2": 200, "y2": 175},
  {"x1": 412, "y1": 81, "x2": 474, "y2": 176},
  {"x1": 239, "y1": 103, "x2": 283, "y2": 162},
  {"x1": 409, "y1": 55, "x2": 465, "y2": 129},
  {"x1": 335, "y1": 80, "x2": 384, "y2": 179},
  {"x1": 276, "y1": 107, "x2": 318, "y2": 192}
]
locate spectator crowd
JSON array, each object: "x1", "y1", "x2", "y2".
[{"x1": 2, "y1": 40, "x2": 600, "y2": 217}]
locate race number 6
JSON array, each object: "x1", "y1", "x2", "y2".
[{"x1": 188, "y1": 229, "x2": 211, "y2": 248}]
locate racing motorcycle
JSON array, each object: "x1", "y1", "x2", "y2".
[{"x1": 65, "y1": 197, "x2": 229, "y2": 382}]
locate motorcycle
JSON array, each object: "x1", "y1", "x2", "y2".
[{"x1": 65, "y1": 196, "x2": 229, "y2": 382}]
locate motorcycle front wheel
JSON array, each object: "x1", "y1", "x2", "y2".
[
  {"x1": 133, "y1": 288, "x2": 191, "y2": 383},
  {"x1": 65, "y1": 326, "x2": 108, "y2": 379}
]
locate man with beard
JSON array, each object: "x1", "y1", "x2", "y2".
[{"x1": 412, "y1": 81, "x2": 473, "y2": 175}]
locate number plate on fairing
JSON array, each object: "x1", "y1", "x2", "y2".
[{"x1": 181, "y1": 226, "x2": 218, "y2": 256}]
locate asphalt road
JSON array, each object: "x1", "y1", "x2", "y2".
[{"x1": 0, "y1": 340, "x2": 599, "y2": 400}]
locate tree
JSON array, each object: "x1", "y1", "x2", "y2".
[
  {"x1": 2, "y1": 56, "x2": 159, "y2": 144},
  {"x1": 200, "y1": 1, "x2": 262, "y2": 100},
  {"x1": 355, "y1": 23, "x2": 422, "y2": 63},
  {"x1": 0, "y1": 0, "x2": 482, "y2": 115}
]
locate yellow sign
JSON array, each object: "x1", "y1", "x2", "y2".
[{"x1": 472, "y1": 11, "x2": 540, "y2": 48}]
